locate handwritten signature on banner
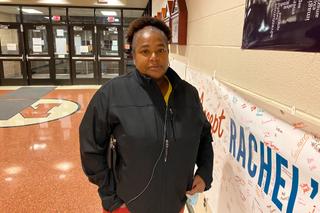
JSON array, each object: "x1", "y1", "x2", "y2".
[
  {"x1": 226, "y1": 90, "x2": 320, "y2": 212},
  {"x1": 228, "y1": 118, "x2": 320, "y2": 212},
  {"x1": 311, "y1": 139, "x2": 320, "y2": 154},
  {"x1": 291, "y1": 134, "x2": 310, "y2": 163},
  {"x1": 187, "y1": 70, "x2": 320, "y2": 213}
]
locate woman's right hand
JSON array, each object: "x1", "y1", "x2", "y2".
[{"x1": 120, "y1": 203, "x2": 127, "y2": 208}]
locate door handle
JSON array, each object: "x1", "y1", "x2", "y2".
[
  {"x1": 26, "y1": 55, "x2": 51, "y2": 61},
  {"x1": 72, "y1": 56, "x2": 95, "y2": 60},
  {"x1": 0, "y1": 56, "x2": 23, "y2": 60},
  {"x1": 98, "y1": 56, "x2": 121, "y2": 61}
]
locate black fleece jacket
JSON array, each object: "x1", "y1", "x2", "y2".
[{"x1": 79, "y1": 67, "x2": 213, "y2": 213}]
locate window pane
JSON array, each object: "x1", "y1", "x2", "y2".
[
  {"x1": 101, "y1": 61, "x2": 119, "y2": 78},
  {"x1": 96, "y1": 9, "x2": 121, "y2": 25},
  {"x1": 30, "y1": 61, "x2": 50, "y2": 79},
  {"x1": 53, "y1": 26, "x2": 69, "y2": 57},
  {"x1": 123, "y1": 10, "x2": 143, "y2": 26},
  {"x1": 69, "y1": 8, "x2": 94, "y2": 24},
  {"x1": 100, "y1": 27, "x2": 119, "y2": 56},
  {"x1": 55, "y1": 59, "x2": 70, "y2": 79},
  {"x1": 73, "y1": 27, "x2": 93, "y2": 55},
  {"x1": 123, "y1": 27, "x2": 134, "y2": 74},
  {"x1": 3, "y1": 61, "x2": 22, "y2": 79},
  {"x1": 22, "y1": 6, "x2": 49, "y2": 23},
  {"x1": 75, "y1": 61, "x2": 94, "y2": 78},
  {"x1": 0, "y1": 6, "x2": 20, "y2": 23},
  {"x1": 51, "y1": 7, "x2": 67, "y2": 24},
  {"x1": 27, "y1": 25, "x2": 48, "y2": 55},
  {"x1": 0, "y1": 28, "x2": 20, "y2": 55},
  {"x1": 123, "y1": 27, "x2": 130, "y2": 53}
]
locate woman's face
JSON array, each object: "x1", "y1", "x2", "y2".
[{"x1": 132, "y1": 27, "x2": 169, "y2": 80}]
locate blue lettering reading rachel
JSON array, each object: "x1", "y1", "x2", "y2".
[{"x1": 229, "y1": 118, "x2": 300, "y2": 212}]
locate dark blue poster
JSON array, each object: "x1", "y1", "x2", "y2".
[{"x1": 242, "y1": 0, "x2": 320, "y2": 52}]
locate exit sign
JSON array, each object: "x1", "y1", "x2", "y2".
[
  {"x1": 52, "y1": 16, "x2": 61, "y2": 21},
  {"x1": 108, "y1": 16, "x2": 115, "y2": 22}
]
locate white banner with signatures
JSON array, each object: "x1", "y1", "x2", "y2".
[{"x1": 185, "y1": 68, "x2": 320, "y2": 213}]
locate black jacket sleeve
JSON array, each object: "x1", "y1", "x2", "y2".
[
  {"x1": 79, "y1": 88, "x2": 123, "y2": 211},
  {"x1": 194, "y1": 89, "x2": 214, "y2": 191}
]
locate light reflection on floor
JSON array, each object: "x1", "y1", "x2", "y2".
[{"x1": 0, "y1": 87, "x2": 102, "y2": 212}]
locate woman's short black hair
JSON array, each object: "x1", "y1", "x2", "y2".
[{"x1": 126, "y1": 16, "x2": 172, "y2": 47}]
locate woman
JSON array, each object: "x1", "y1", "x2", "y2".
[{"x1": 79, "y1": 17, "x2": 213, "y2": 213}]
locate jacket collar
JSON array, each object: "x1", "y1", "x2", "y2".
[{"x1": 133, "y1": 67, "x2": 182, "y2": 89}]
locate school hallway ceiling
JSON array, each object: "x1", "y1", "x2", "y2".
[{"x1": 0, "y1": 0, "x2": 149, "y2": 8}]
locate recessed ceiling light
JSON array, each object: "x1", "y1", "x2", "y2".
[
  {"x1": 95, "y1": 0, "x2": 125, "y2": 6},
  {"x1": 38, "y1": 0, "x2": 69, "y2": 4},
  {"x1": 101, "y1": 11, "x2": 117, "y2": 16},
  {"x1": 21, "y1": 9, "x2": 43, "y2": 14}
]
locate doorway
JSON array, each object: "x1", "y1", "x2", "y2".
[
  {"x1": 0, "y1": 5, "x2": 145, "y2": 85},
  {"x1": 0, "y1": 23, "x2": 27, "y2": 85},
  {"x1": 24, "y1": 23, "x2": 54, "y2": 85}
]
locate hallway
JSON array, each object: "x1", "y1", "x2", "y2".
[{"x1": 0, "y1": 86, "x2": 103, "y2": 212}]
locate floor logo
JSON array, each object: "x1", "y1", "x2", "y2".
[{"x1": 0, "y1": 99, "x2": 80, "y2": 127}]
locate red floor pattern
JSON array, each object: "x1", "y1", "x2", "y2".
[{"x1": 0, "y1": 89, "x2": 105, "y2": 212}]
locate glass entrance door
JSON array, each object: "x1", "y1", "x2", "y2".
[
  {"x1": 97, "y1": 25, "x2": 122, "y2": 84},
  {"x1": 24, "y1": 24, "x2": 54, "y2": 84},
  {"x1": 52, "y1": 25, "x2": 71, "y2": 84},
  {"x1": 70, "y1": 25, "x2": 96, "y2": 84},
  {"x1": 0, "y1": 23, "x2": 27, "y2": 85}
]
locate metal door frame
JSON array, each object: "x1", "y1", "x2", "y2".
[
  {"x1": 96, "y1": 24, "x2": 124, "y2": 84},
  {"x1": 69, "y1": 24, "x2": 97, "y2": 84},
  {"x1": 52, "y1": 24, "x2": 72, "y2": 85},
  {"x1": 0, "y1": 23, "x2": 28, "y2": 85},
  {"x1": 23, "y1": 23, "x2": 55, "y2": 85}
]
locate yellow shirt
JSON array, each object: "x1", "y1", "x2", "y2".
[{"x1": 163, "y1": 75, "x2": 172, "y2": 105}]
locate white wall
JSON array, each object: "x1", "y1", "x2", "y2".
[{"x1": 153, "y1": 0, "x2": 320, "y2": 136}]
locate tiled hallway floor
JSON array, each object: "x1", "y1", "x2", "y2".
[{"x1": 0, "y1": 86, "x2": 103, "y2": 212}]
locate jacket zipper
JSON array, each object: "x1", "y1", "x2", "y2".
[
  {"x1": 164, "y1": 107, "x2": 175, "y2": 163},
  {"x1": 164, "y1": 105, "x2": 169, "y2": 163},
  {"x1": 169, "y1": 107, "x2": 175, "y2": 140},
  {"x1": 164, "y1": 139, "x2": 169, "y2": 162}
]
